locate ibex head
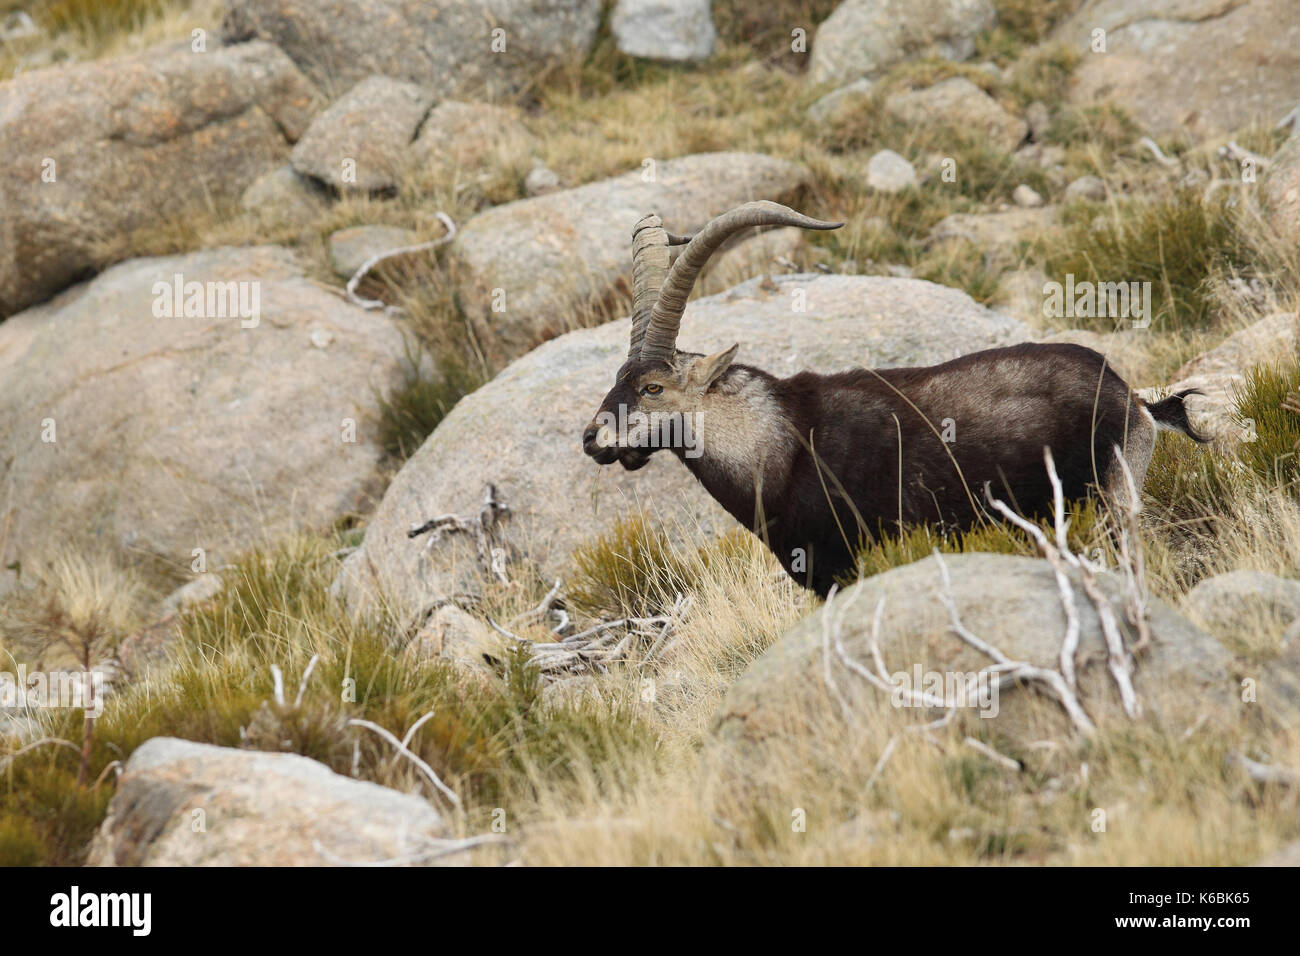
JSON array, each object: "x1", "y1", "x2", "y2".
[{"x1": 581, "y1": 201, "x2": 842, "y2": 470}]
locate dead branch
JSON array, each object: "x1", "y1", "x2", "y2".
[
  {"x1": 1219, "y1": 140, "x2": 1270, "y2": 170},
  {"x1": 348, "y1": 715, "x2": 461, "y2": 808},
  {"x1": 409, "y1": 483, "x2": 511, "y2": 584},
  {"x1": 983, "y1": 448, "x2": 1143, "y2": 720},
  {"x1": 493, "y1": 595, "x2": 691, "y2": 680},
  {"x1": 346, "y1": 211, "x2": 457, "y2": 314},
  {"x1": 508, "y1": 579, "x2": 564, "y2": 631},
  {"x1": 934, "y1": 550, "x2": 1099, "y2": 735},
  {"x1": 964, "y1": 737, "x2": 1023, "y2": 771},
  {"x1": 1138, "y1": 137, "x2": 1180, "y2": 168},
  {"x1": 1227, "y1": 751, "x2": 1300, "y2": 787}
]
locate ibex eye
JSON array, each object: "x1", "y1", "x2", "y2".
[{"x1": 641, "y1": 384, "x2": 663, "y2": 396}]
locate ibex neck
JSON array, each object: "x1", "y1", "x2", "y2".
[{"x1": 677, "y1": 367, "x2": 797, "y2": 529}]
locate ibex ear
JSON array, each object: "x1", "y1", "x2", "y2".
[{"x1": 689, "y1": 343, "x2": 739, "y2": 390}]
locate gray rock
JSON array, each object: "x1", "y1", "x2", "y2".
[
  {"x1": 810, "y1": 0, "x2": 997, "y2": 86},
  {"x1": 885, "y1": 77, "x2": 1029, "y2": 152},
  {"x1": 1012, "y1": 183, "x2": 1044, "y2": 207},
  {"x1": 711, "y1": 553, "x2": 1231, "y2": 769},
  {"x1": 0, "y1": 40, "x2": 323, "y2": 318},
  {"x1": 807, "y1": 77, "x2": 876, "y2": 126},
  {"x1": 1016, "y1": 142, "x2": 1069, "y2": 169},
  {"x1": 160, "y1": 575, "x2": 226, "y2": 617},
  {"x1": 866, "y1": 149, "x2": 917, "y2": 193},
  {"x1": 333, "y1": 274, "x2": 1030, "y2": 621},
  {"x1": 328, "y1": 225, "x2": 421, "y2": 279},
  {"x1": 1185, "y1": 570, "x2": 1300, "y2": 643},
  {"x1": 1059, "y1": 0, "x2": 1300, "y2": 140},
  {"x1": 929, "y1": 207, "x2": 1056, "y2": 258},
  {"x1": 222, "y1": 0, "x2": 604, "y2": 99},
  {"x1": 449, "y1": 151, "x2": 812, "y2": 365},
  {"x1": 524, "y1": 162, "x2": 562, "y2": 196},
  {"x1": 403, "y1": 605, "x2": 503, "y2": 667},
  {"x1": 611, "y1": 0, "x2": 716, "y2": 61},
  {"x1": 88, "y1": 738, "x2": 449, "y2": 866},
  {"x1": 292, "y1": 76, "x2": 434, "y2": 193},
  {"x1": 1260, "y1": 623, "x2": 1300, "y2": 717},
  {"x1": 1263, "y1": 126, "x2": 1300, "y2": 249},
  {"x1": 1025, "y1": 100, "x2": 1051, "y2": 141},
  {"x1": 0, "y1": 246, "x2": 410, "y2": 589},
  {"x1": 1064, "y1": 174, "x2": 1107, "y2": 202},
  {"x1": 412, "y1": 100, "x2": 536, "y2": 172},
  {"x1": 240, "y1": 165, "x2": 330, "y2": 226}
]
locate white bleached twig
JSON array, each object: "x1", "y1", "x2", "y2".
[
  {"x1": 964, "y1": 736, "x2": 1023, "y2": 771},
  {"x1": 982, "y1": 449, "x2": 1143, "y2": 720},
  {"x1": 1139, "y1": 137, "x2": 1180, "y2": 168},
  {"x1": 933, "y1": 550, "x2": 1099, "y2": 735},
  {"x1": 294, "y1": 654, "x2": 320, "y2": 710},
  {"x1": 349, "y1": 715, "x2": 462, "y2": 807},
  {"x1": 346, "y1": 212, "x2": 457, "y2": 313},
  {"x1": 1227, "y1": 751, "x2": 1300, "y2": 787}
]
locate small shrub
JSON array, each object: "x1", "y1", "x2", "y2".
[
  {"x1": 713, "y1": 0, "x2": 840, "y2": 69},
  {"x1": 568, "y1": 517, "x2": 752, "y2": 618},
  {"x1": 990, "y1": 0, "x2": 1082, "y2": 45},
  {"x1": 1045, "y1": 103, "x2": 1140, "y2": 151},
  {"x1": 1143, "y1": 359, "x2": 1300, "y2": 557},
  {"x1": 1233, "y1": 360, "x2": 1300, "y2": 493},
  {"x1": 376, "y1": 344, "x2": 483, "y2": 461},
  {"x1": 1003, "y1": 43, "x2": 1079, "y2": 108},
  {"x1": 38, "y1": 0, "x2": 174, "y2": 41},
  {"x1": 914, "y1": 242, "x2": 1002, "y2": 304},
  {"x1": 1045, "y1": 188, "x2": 1251, "y2": 331},
  {"x1": 1141, "y1": 434, "x2": 1235, "y2": 540}
]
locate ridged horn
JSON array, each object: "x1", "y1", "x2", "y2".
[
  {"x1": 639, "y1": 201, "x2": 843, "y2": 363},
  {"x1": 627, "y1": 215, "x2": 671, "y2": 359}
]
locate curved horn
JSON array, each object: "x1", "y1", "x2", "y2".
[
  {"x1": 628, "y1": 214, "x2": 671, "y2": 359},
  {"x1": 639, "y1": 201, "x2": 843, "y2": 363}
]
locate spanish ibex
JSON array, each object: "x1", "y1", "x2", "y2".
[{"x1": 582, "y1": 201, "x2": 1206, "y2": 596}]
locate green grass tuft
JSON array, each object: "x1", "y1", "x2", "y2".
[
  {"x1": 1, "y1": 533, "x2": 660, "y2": 864},
  {"x1": 1233, "y1": 361, "x2": 1300, "y2": 493},
  {"x1": 1044, "y1": 188, "x2": 1251, "y2": 331},
  {"x1": 1045, "y1": 103, "x2": 1139, "y2": 151},
  {"x1": 846, "y1": 498, "x2": 1111, "y2": 583},
  {"x1": 1143, "y1": 358, "x2": 1300, "y2": 563},
  {"x1": 568, "y1": 516, "x2": 752, "y2": 618},
  {"x1": 35, "y1": 0, "x2": 175, "y2": 42},
  {"x1": 375, "y1": 343, "x2": 483, "y2": 462}
]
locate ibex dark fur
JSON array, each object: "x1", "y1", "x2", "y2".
[{"x1": 582, "y1": 201, "x2": 1207, "y2": 596}]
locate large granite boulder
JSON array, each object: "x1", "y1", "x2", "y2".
[
  {"x1": 0, "y1": 246, "x2": 410, "y2": 591},
  {"x1": 334, "y1": 274, "x2": 1030, "y2": 622},
  {"x1": 449, "y1": 151, "x2": 812, "y2": 365},
  {"x1": 0, "y1": 40, "x2": 323, "y2": 318}
]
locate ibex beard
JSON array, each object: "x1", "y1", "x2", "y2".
[{"x1": 583, "y1": 201, "x2": 1208, "y2": 597}]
